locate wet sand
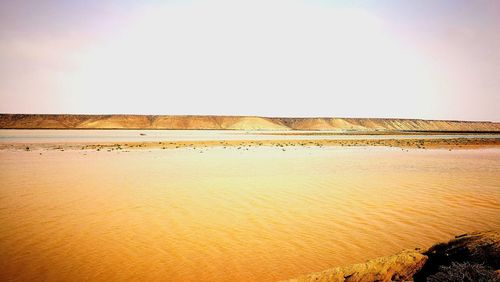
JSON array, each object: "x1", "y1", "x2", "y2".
[{"x1": 2, "y1": 136, "x2": 499, "y2": 152}]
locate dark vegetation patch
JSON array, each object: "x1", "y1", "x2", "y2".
[
  {"x1": 427, "y1": 262, "x2": 498, "y2": 282},
  {"x1": 414, "y1": 232, "x2": 499, "y2": 281}
]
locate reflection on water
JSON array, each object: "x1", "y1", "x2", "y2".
[
  {"x1": 1, "y1": 129, "x2": 499, "y2": 143},
  {"x1": 0, "y1": 147, "x2": 499, "y2": 281}
]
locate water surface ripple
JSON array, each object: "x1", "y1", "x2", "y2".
[{"x1": 0, "y1": 146, "x2": 499, "y2": 281}]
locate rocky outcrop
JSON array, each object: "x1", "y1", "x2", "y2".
[
  {"x1": 287, "y1": 250, "x2": 427, "y2": 282},
  {"x1": 1, "y1": 114, "x2": 499, "y2": 132},
  {"x1": 415, "y1": 231, "x2": 500, "y2": 281},
  {"x1": 286, "y1": 231, "x2": 500, "y2": 282}
]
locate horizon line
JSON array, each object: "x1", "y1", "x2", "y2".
[{"x1": 0, "y1": 113, "x2": 498, "y2": 123}]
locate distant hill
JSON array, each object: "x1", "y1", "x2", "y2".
[{"x1": 0, "y1": 114, "x2": 499, "y2": 132}]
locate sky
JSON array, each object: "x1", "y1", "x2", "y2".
[{"x1": 0, "y1": 0, "x2": 499, "y2": 121}]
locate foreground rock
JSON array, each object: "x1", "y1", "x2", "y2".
[
  {"x1": 286, "y1": 231, "x2": 499, "y2": 282},
  {"x1": 416, "y1": 231, "x2": 500, "y2": 281},
  {"x1": 288, "y1": 250, "x2": 427, "y2": 282}
]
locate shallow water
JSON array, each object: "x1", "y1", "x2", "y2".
[
  {"x1": 0, "y1": 146, "x2": 499, "y2": 281},
  {"x1": 1, "y1": 129, "x2": 499, "y2": 143}
]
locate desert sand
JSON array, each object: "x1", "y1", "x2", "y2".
[{"x1": 2, "y1": 136, "x2": 499, "y2": 152}]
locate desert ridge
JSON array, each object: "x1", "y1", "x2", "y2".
[{"x1": 1, "y1": 114, "x2": 499, "y2": 132}]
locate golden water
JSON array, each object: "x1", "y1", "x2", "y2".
[{"x1": 1, "y1": 147, "x2": 499, "y2": 281}]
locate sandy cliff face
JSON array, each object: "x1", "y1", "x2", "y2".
[{"x1": 0, "y1": 114, "x2": 499, "y2": 132}]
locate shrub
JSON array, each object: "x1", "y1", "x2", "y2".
[{"x1": 427, "y1": 262, "x2": 498, "y2": 282}]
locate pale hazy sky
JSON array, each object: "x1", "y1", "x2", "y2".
[{"x1": 1, "y1": 0, "x2": 499, "y2": 121}]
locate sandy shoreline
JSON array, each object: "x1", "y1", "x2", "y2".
[{"x1": 1, "y1": 136, "x2": 499, "y2": 151}]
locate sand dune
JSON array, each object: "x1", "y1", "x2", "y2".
[{"x1": 0, "y1": 114, "x2": 499, "y2": 132}]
